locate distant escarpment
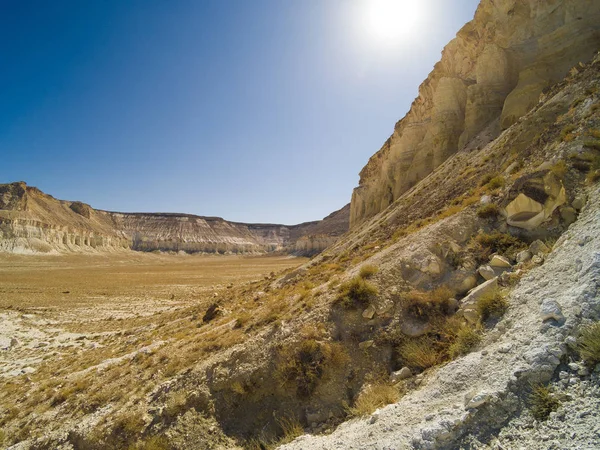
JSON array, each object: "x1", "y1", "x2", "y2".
[
  {"x1": 0, "y1": 182, "x2": 348, "y2": 255},
  {"x1": 351, "y1": 0, "x2": 600, "y2": 227}
]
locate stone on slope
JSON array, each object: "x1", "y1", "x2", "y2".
[
  {"x1": 540, "y1": 299, "x2": 564, "y2": 322},
  {"x1": 490, "y1": 255, "x2": 511, "y2": 268}
]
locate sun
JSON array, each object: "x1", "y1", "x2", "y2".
[{"x1": 365, "y1": 0, "x2": 423, "y2": 45}]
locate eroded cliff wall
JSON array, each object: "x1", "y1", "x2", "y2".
[
  {"x1": 350, "y1": 0, "x2": 600, "y2": 227},
  {"x1": 0, "y1": 182, "x2": 349, "y2": 254}
]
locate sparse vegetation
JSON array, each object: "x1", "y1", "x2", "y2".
[
  {"x1": 349, "y1": 382, "x2": 400, "y2": 416},
  {"x1": 560, "y1": 123, "x2": 577, "y2": 141},
  {"x1": 550, "y1": 160, "x2": 567, "y2": 179},
  {"x1": 401, "y1": 286, "x2": 455, "y2": 320},
  {"x1": 577, "y1": 321, "x2": 600, "y2": 367},
  {"x1": 530, "y1": 384, "x2": 561, "y2": 421},
  {"x1": 359, "y1": 264, "x2": 378, "y2": 279},
  {"x1": 276, "y1": 339, "x2": 348, "y2": 398},
  {"x1": 476, "y1": 203, "x2": 500, "y2": 219},
  {"x1": 335, "y1": 276, "x2": 378, "y2": 309},
  {"x1": 398, "y1": 337, "x2": 441, "y2": 370},
  {"x1": 447, "y1": 322, "x2": 482, "y2": 359},
  {"x1": 477, "y1": 289, "x2": 509, "y2": 322}
]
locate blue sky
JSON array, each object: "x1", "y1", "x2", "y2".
[{"x1": 1, "y1": 0, "x2": 479, "y2": 224}]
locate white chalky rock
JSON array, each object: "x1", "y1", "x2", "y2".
[{"x1": 540, "y1": 299, "x2": 564, "y2": 322}]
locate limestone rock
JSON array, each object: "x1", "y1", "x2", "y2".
[
  {"x1": 460, "y1": 277, "x2": 498, "y2": 309},
  {"x1": 560, "y1": 206, "x2": 577, "y2": 226},
  {"x1": 504, "y1": 172, "x2": 566, "y2": 230},
  {"x1": 463, "y1": 308, "x2": 480, "y2": 325},
  {"x1": 516, "y1": 250, "x2": 532, "y2": 263},
  {"x1": 572, "y1": 195, "x2": 587, "y2": 210},
  {"x1": 362, "y1": 305, "x2": 376, "y2": 320},
  {"x1": 478, "y1": 265, "x2": 496, "y2": 280},
  {"x1": 358, "y1": 340, "x2": 374, "y2": 350},
  {"x1": 530, "y1": 240, "x2": 550, "y2": 255},
  {"x1": 490, "y1": 255, "x2": 511, "y2": 268},
  {"x1": 391, "y1": 367, "x2": 412, "y2": 383},
  {"x1": 540, "y1": 299, "x2": 564, "y2": 322},
  {"x1": 400, "y1": 320, "x2": 431, "y2": 338},
  {"x1": 350, "y1": 1, "x2": 600, "y2": 228}
]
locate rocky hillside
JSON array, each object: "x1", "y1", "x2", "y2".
[
  {"x1": 0, "y1": 182, "x2": 349, "y2": 255},
  {"x1": 350, "y1": 0, "x2": 600, "y2": 227},
  {"x1": 3, "y1": 1, "x2": 600, "y2": 449}
]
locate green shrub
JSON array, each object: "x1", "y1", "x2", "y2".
[
  {"x1": 359, "y1": 264, "x2": 378, "y2": 279},
  {"x1": 476, "y1": 203, "x2": 500, "y2": 219},
  {"x1": 530, "y1": 385, "x2": 560, "y2": 421},
  {"x1": 476, "y1": 289, "x2": 509, "y2": 321},
  {"x1": 577, "y1": 321, "x2": 600, "y2": 367},
  {"x1": 335, "y1": 276, "x2": 378, "y2": 309}
]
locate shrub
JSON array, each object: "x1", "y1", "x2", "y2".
[
  {"x1": 335, "y1": 276, "x2": 378, "y2": 309},
  {"x1": 475, "y1": 232, "x2": 524, "y2": 255},
  {"x1": 476, "y1": 289, "x2": 509, "y2": 322},
  {"x1": 587, "y1": 128, "x2": 600, "y2": 139},
  {"x1": 276, "y1": 339, "x2": 348, "y2": 398},
  {"x1": 349, "y1": 382, "x2": 399, "y2": 416},
  {"x1": 583, "y1": 139, "x2": 600, "y2": 151},
  {"x1": 359, "y1": 264, "x2": 378, "y2": 279},
  {"x1": 476, "y1": 203, "x2": 500, "y2": 219},
  {"x1": 577, "y1": 321, "x2": 600, "y2": 367},
  {"x1": 530, "y1": 385, "x2": 560, "y2": 421},
  {"x1": 487, "y1": 176, "x2": 505, "y2": 190},
  {"x1": 550, "y1": 160, "x2": 567, "y2": 179},
  {"x1": 448, "y1": 323, "x2": 482, "y2": 359},
  {"x1": 398, "y1": 337, "x2": 441, "y2": 370},
  {"x1": 275, "y1": 416, "x2": 304, "y2": 445},
  {"x1": 401, "y1": 287, "x2": 454, "y2": 320},
  {"x1": 560, "y1": 124, "x2": 577, "y2": 141}
]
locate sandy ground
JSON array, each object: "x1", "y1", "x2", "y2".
[{"x1": 0, "y1": 253, "x2": 305, "y2": 378}]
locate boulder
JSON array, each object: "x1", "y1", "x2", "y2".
[
  {"x1": 400, "y1": 319, "x2": 431, "y2": 337},
  {"x1": 540, "y1": 299, "x2": 564, "y2": 322},
  {"x1": 572, "y1": 195, "x2": 587, "y2": 211},
  {"x1": 358, "y1": 340, "x2": 374, "y2": 350},
  {"x1": 489, "y1": 255, "x2": 511, "y2": 268},
  {"x1": 516, "y1": 250, "x2": 532, "y2": 263},
  {"x1": 391, "y1": 367, "x2": 412, "y2": 383},
  {"x1": 362, "y1": 305, "x2": 376, "y2": 320},
  {"x1": 560, "y1": 206, "x2": 577, "y2": 226},
  {"x1": 478, "y1": 265, "x2": 496, "y2": 281},
  {"x1": 504, "y1": 172, "x2": 566, "y2": 230},
  {"x1": 530, "y1": 240, "x2": 550, "y2": 255},
  {"x1": 460, "y1": 277, "x2": 498, "y2": 309},
  {"x1": 463, "y1": 308, "x2": 480, "y2": 325}
]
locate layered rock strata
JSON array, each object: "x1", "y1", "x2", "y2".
[
  {"x1": 350, "y1": 0, "x2": 600, "y2": 227},
  {"x1": 0, "y1": 182, "x2": 348, "y2": 254}
]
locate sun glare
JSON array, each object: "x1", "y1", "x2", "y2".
[{"x1": 365, "y1": 0, "x2": 423, "y2": 45}]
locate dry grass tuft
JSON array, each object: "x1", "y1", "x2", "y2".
[
  {"x1": 530, "y1": 384, "x2": 560, "y2": 421},
  {"x1": 577, "y1": 321, "x2": 600, "y2": 367},
  {"x1": 398, "y1": 337, "x2": 441, "y2": 370},
  {"x1": 335, "y1": 276, "x2": 378, "y2": 309},
  {"x1": 476, "y1": 203, "x2": 500, "y2": 219},
  {"x1": 476, "y1": 289, "x2": 509, "y2": 322},
  {"x1": 349, "y1": 382, "x2": 400, "y2": 417},
  {"x1": 359, "y1": 264, "x2": 378, "y2": 279}
]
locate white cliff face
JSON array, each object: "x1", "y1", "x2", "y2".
[
  {"x1": 0, "y1": 182, "x2": 349, "y2": 255},
  {"x1": 350, "y1": 0, "x2": 600, "y2": 227}
]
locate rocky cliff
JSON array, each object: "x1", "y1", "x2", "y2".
[
  {"x1": 0, "y1": 182, "x2": 349, "y2": 255},
  {"x1": 350, "y1": 0, "x2": 600, "y2": 227}
]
